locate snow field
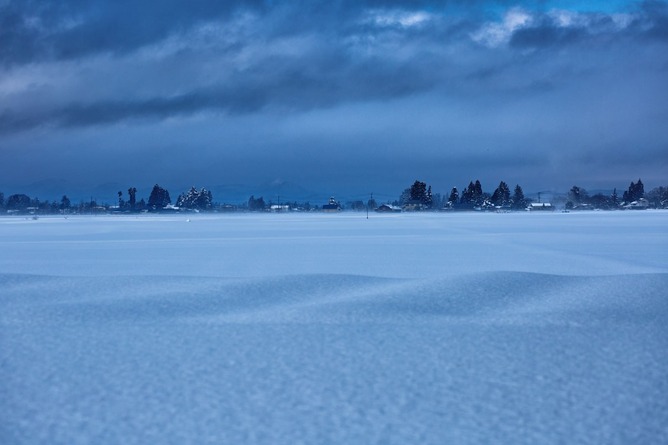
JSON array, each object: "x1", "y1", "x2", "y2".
[{"x1": 1, "y1": 211, "x2": 667, "y2": 444}]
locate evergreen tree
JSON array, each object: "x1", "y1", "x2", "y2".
[
  {"x1": 448, "y1": 187, "x2": 459, "y2": 206},
  {"x1": 611, "y1": 188, "x2": 619, "y2": 207},
  {"x1": 460, "y1": 182, "x2": 474, "y2": 206},
  {"x1": 646, "y1": 186, "x2": 668, "y2": 208},
  {"x1": 568, "y1": 186, "x2": 587, "y2": 205},
  {"x1": 460, "y1": 180, "x2": 484, "y2": 207},
  {"x1": 147, "y1": 184, "x2": 171, "y2": 209},
  {"x1": 426, "y1": 185, "x2": 433, "y2": 208},
  {"x1": 409, "y1": 180, "x2": 427, "y2": 203},
  {"x1": 248, "y1": 195, "x2": 267, "y2": 211},
  {"x1": 6, "y1": 194, "x2": 31, "y2": 210},
  {"x1": 128, "y1": 187, "x2": 137, "y2": 210},
  {"x1": 399, "y1": 188, "x2": 411, "y2": 206},
  {"x1": 473, "y1": 180, "x2": 483, "y2": 203},
  {"x1": 60, "y1": 195, "x2": 71, "y2": 211},
  {"x1": 0, "y1": 192, "x2": 4, "y2": 208},
  {"x1": 624, "y1": 179, "x2": 645, "y2": 202},
  {"x1": 629, "y1": 179, "x2": 645, "y2": 201},
  {"x1": 177, "y1": 187, "x2": 213, "y2": 210},
  {"x1": 637, "y1": 179, "x2": 645, "y2": 199},
  {"x1": 590, "y1": 194, "x2": 611, "y2": 210},
  {"x1": 431, "y1": 192, "x2": 442, "y2": 209},
  {"x1": 401, "y1": 181, "x2": 434, "y2": 209},
  {"x1": 491, "y1": 181, "x2": 511, "y2": 206},
  {"x1": 512, "y1": 185, "x2": 526, "y2": 210}
]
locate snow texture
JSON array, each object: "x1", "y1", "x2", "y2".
[{"x1": 1, "y1": 211, "x2": 667, "y2": 444}]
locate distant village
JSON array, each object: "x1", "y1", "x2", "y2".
[{"x1": 1, "y1": 178, "x2": 667, "y2": 216}]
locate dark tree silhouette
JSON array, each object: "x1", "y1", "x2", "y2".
[
  {"x1": 6, "y1": 194, "x2": 31, "y2": 210},
  {"x1": 512, "y1": 185, "x2": 527, "y2": 210},
  {"x1": 147, "y1": 184, "x2": 171, "y2": 209},
  {"x1": 646, "y1": 186, "x2": 668, "y2": 208},
  {"x1": 461, "y1": 180, "x2": 484, "y2": 207},
  {"x1": 248, "y1": 195, "x2": 266, "y2": 211},
  {"x1": 448, "y1": 187, "x2": 459, "y2": 206},
  {"x1": 568, "y1": 186, "x2": 587, "y2": 205},
  {"x1": 611, "y1": 188, "x2": 619, "y2": 207},
  {"x1": 623, "y1": 179, "x2": 644, "y2": 202},
  {"x1": 410, "y1": 180, "x2": 427, "y2": 202},
  {"x1": 128, "y1": 187, "x2": 137, "y2": 210},
  {"x1": 491, "y1": 181, "x2": 511, "y2": 206},
  {"x1": 177, "y1": 187, "x2": 213, "y2": 210},
  {"x1": 408, "y1": 180, "x2": 433, "y2": 208},
  {"x1": 60, "y1": 195, "x2": 71, "y2": 210}
]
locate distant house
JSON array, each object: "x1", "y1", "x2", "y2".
[
  {"x1": 323, "y1": 197, "x2": 341, "y2": 212},
  {"x1": 375, "y1": 204, "x2": 402, "y2": 213},
  {"x1": 624, "y1": 198, "x2": 649, "y2": 210},
  {"x1": 402, "y1": 201, "x2": 426, "y2": 212},
  {"x1": 270, "y1": 204, "x2": 290, "y2": 212},
  {"x1": 528, "y1": 203, "x2": 554, "y2": 211}
]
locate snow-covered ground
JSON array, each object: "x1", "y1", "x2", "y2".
[{"x1": 1, "y1": 211, "x2": 667, "y2": 444}]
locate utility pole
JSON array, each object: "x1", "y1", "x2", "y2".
[{"x1": 367, "y1": 192, "x2": 373, "y2": 219}]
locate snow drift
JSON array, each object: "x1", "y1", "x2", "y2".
[{"x1": 1, "y1": 212, "x2": 667, "y2": 444}]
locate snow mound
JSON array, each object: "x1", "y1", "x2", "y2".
[
  {"x1": 2, "y1": 273, "x2": 668, "y2": 444},
  {"x1": 3, "y1": 272, "x2": 666, "y2": 325}
]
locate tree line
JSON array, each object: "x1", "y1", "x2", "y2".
[
  {"x1": 0, "y1": 184, "x2": 213, "y2": 214},
  {"x1": 1, "y1": 178, "x2": 667, "y2": 214},
  {"x1": 395, "y1": 180, "x2": 527, "y2": 211},
  {"x1": 563, "y1": 179, "x2": 666, "y2": 210},
  {"x1": 395, "y1": 178, "x2": 667, "y2": 211}
]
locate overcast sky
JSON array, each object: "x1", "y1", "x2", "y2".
[{"x1": 1, "y1": 0, "x2": 667, "y2": 202}]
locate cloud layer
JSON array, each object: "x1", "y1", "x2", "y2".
[{"x1": 1, "y1": 1, "x2": 667, "y2": 198}]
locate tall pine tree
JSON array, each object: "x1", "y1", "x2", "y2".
[
  {"x1": 491, "y1": 181, "x2": 511, "y2": 207},
  {"x1": 148, "y1": 184, "x2": 171, "y2": 209},
  {"x1": 448, "y1": 187, "x2": 459, "y2": 206},
  {"x1": 512, "y1": 185, "x2": 526, "y2": 210}
]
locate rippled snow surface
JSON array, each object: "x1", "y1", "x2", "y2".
[{"x1": 1, "y1": 212, "x2": 667, "y2": 444}]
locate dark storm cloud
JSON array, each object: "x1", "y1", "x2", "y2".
[
  {"x1": 0, "y1": 45, "x2": 441, "y2": 132},
  {"x1": 0, "y1": 0, "x2": 666, "y2": 196},
  {"x1": 0, "y1": 0, "x2": 526, "y2": 66},
  {"x1": 508, "y1": 2, "x2": 668, "y2": 49},
  {"x1": 640, "y1": 0, "x2": 668, "y2": 39},
  {"x1": 5, "y1": 0, "x2": 663, "y2": 133},
  {"x1": 0, "y1": 0, "x2": 267, "y2": 64},
  {"x1": 509, "y1": 20, "x2": 588, "y2": 48},
  {"x1": 1, "y1": 0, "x2": 474, "y2": 132}
]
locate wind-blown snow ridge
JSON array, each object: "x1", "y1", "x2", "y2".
[
  {"x1": 3, "y1": 271, "x2": 668, "y2": 444},
  {"x1": 3, "y1": 272, "x2": 667, "y2": 325}
]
